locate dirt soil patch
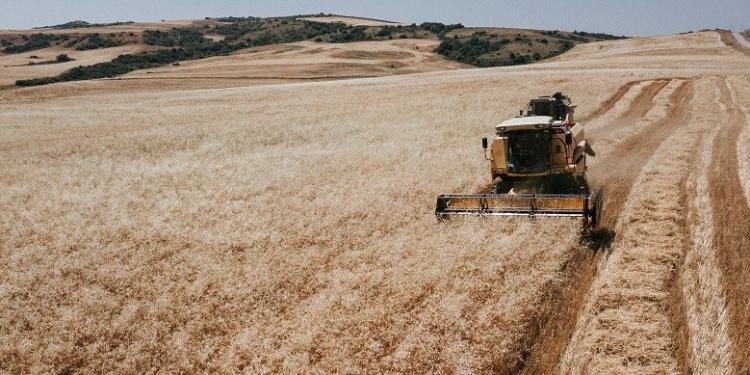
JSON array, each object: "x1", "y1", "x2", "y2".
[{"x1": 331, "y1": 50, "x2": 415, "y2": 60}]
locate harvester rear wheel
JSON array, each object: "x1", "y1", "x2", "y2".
[{"x1": 590, "y1": 188, "x2": 604, "y2": 228}]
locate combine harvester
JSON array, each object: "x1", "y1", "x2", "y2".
[{"x1": 436, "y1": 93, "x2": 603, "y2": 228}]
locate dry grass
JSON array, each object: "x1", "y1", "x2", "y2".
[
  {"x1": 1, "y1": 31, "x2": 749, "y2": 374},
  {"x1": 0, "y1": 44, "x2": 152, "y2": 86},
  {"x1": 728, "y1": 76, "x2": 750, "y2": 215},
  {"x1": 586, "y1": 79, "x2": 680, "y2": 164},
  {"x1": 680, "y1": 91, "x2": 732, "y2": 373},
  {"x1": 709, "y1": 76, "x2": 750, "y2": 373},
  {"x1": 330, "y1": 50, "x2": 415, "y2": 60},
  {"x1": 115, "y1": 39, "x2": 464, "y2": 90},
  {"x1": 0, "y1": 24, "x2": 457, "y2": 91},
  {"x1": 0, "y1": 70, "x2": 624, "y2": 374},
  {"x1": 560, "y1": 78, "x2": 703, "y2": 374}
]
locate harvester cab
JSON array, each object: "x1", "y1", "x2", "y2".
[{"x1": 436, "y1": 93, "x2": 603, "y2": 228}]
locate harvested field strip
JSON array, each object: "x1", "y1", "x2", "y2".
[
  {"x1": 711, "y1": 77, "x2": 750, "y2": 374},
  {"x1": 680, "y1": 114, "x2": 733, "y2": 373},
  {"x1": 581, "y1": 77, "x2": 676, "y2": 125},
  {"x1": 512, "y1": 81, "x2": 690, "y2": 373},
  {"x1": 618, "y1": 79, "x2": 671, "y2": 124},
  {"x1": 590, "y1": 80, "x2": 687, "y2": 228},
  {"x1": 580, "y1": 79, "x2": 643, "y2": 122},
  {"x1": 515, "y1": 239, "x2": 602, "y2": 375},
  {"x1": 587, "y1": 80, "x2": 679, "y2": 171},
  {"x1": 560, "y1": 78, "x2": 702, "y2": 374},
  {"x1": 584, "y1": 80, "x2": 649, "y2": 132},
  {"x1": 467, "y1": 83, "x2": 659, "y2": 372},
  {"x1": 728, "y1": 77, "x2": 750, "y2": 210}
]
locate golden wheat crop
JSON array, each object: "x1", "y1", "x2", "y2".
[{"x1": 1, "y1": 30, "x2": 749, "y2": 374}]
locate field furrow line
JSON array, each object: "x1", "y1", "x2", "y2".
[
  {"x1": 727, "y1": 77, "x2": 750, "y2": 210},
  {"x1": 679, "y1": 96, "x2": 733, "y2": 374},
  {"x1": 711, "y1": 76, "x2": 750, "y2": 374},
  {"x1": 581, "y1": 78, "x2": 671, "y2": 124},
  {"x1": 514, "y1": 81, "x2": 692, "y2": 373},
  {"x1": 585, "y1": 79, "x2": 670, "y2": 136},
  {"x1": 627, "y1": 79, "x2": 673, "y2": 119},
  {"x1": 615, "y1": 79, "x2": 671, "y2": 124},
  {"x1": 591, "y1": 80, "x2": 688, "y2": 227},
  {"x1": 587, "y1": 79, "x2": 678, "y2": 166},
  {"x1": 388, "y1": 221, "x2": 580, "y2": 375},
  {"x1": 581, "y1": 80, "x2": 647, "y2": 125},
  {"x1": 559, "y1": 78, "x2": 709, "y2": 375}
]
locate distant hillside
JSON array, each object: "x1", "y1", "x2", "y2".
[
  {"x1": 438, "y1": 28, "x2": 626, "y2": 67},
  {"x1": 4, "y1": 15, "x2": 626, "y2": 87},
  {"x1": 297, "y1": 14, "x2": 405, "y2": 26},
  {"x1": 34, "y1": 20, "x2": 135, "y2": 30}
]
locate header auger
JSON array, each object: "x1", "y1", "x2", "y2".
[{"x1": 436, "y1": 93, "x2": 603, "y2": 228}]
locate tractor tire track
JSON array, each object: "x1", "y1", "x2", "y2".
[
  {"x1": 579, "y1": 80, "x2": 643, "y2": 123},
  {"x1": 559, "y1": 78, "x2": 702, "y2": 374},
  {"x1": 730, "y1": 76, "x2": 750, "y2": 219},
  {"x1": 590, "y1": 79, "x2": 671, "y2": 134},
  {"x1": 710, "y1": 77, "x2": 750, "y2": 374},
  {"x1": 620, "y1": 79, "x2": 672, "y2": 123},
  {"x1": 511, "y1": 80, "x2": 692, "y2": 374},
  {"x1": 591, "y1": 79, "x2": 688, "y2": 228},
  {"x1": 581, "y1": 77, "x2": 678, "y2": 124},
  {"x1": 678, "y1": 83, "x2": 733, "y2": 373}
]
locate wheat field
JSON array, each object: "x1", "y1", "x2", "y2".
[{"x1": 1, "y1": 30, "x2": 750, "y2": 374}]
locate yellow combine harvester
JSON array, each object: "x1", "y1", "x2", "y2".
[{"x1": 436, "y1": 93, "x2": 603, "y2": 227}]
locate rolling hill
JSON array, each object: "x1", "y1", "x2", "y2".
[{"x1": 1, "y1": 15, "x2": 750, "y2": 375}]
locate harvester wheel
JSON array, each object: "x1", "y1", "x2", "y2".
[
  {"x1": 590, "y1": 188, "x2": 604, "y2": 228},
  {"x1": 577, "y1": 175, "x2": 590, "y2": 194}
]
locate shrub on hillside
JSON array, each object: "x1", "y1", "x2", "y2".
[
  {"x1": 75, "y1": 34, "x2": 126, "y2": 50},
  {"x1": 143, "y1": 30, "x2": 178, "y2": 46},
  {"x1": 3, "y1": 33, "x2": 59, "y2": 53},
  {"x1": 419, "y1": 22, "x2": 464, "y2": 36},
  {"x1": 56, "y1": 53, "x2": 72, "y2": 62}
]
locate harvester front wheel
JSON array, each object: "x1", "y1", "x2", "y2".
[{"x1": 589, "y1": 188, "x2": 604, "y2": 228}]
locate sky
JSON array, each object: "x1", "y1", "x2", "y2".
[{"x1": 1, "y1": 0, "x2": 748, "y2": 36}]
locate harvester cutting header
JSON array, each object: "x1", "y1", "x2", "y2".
[{"x1": 436, "y1": 93, "x2": 603, "y2": 227}]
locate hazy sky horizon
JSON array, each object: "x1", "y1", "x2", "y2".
[{"x1": 2, "y1": 0, "x2": 748, "y2": 36}]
